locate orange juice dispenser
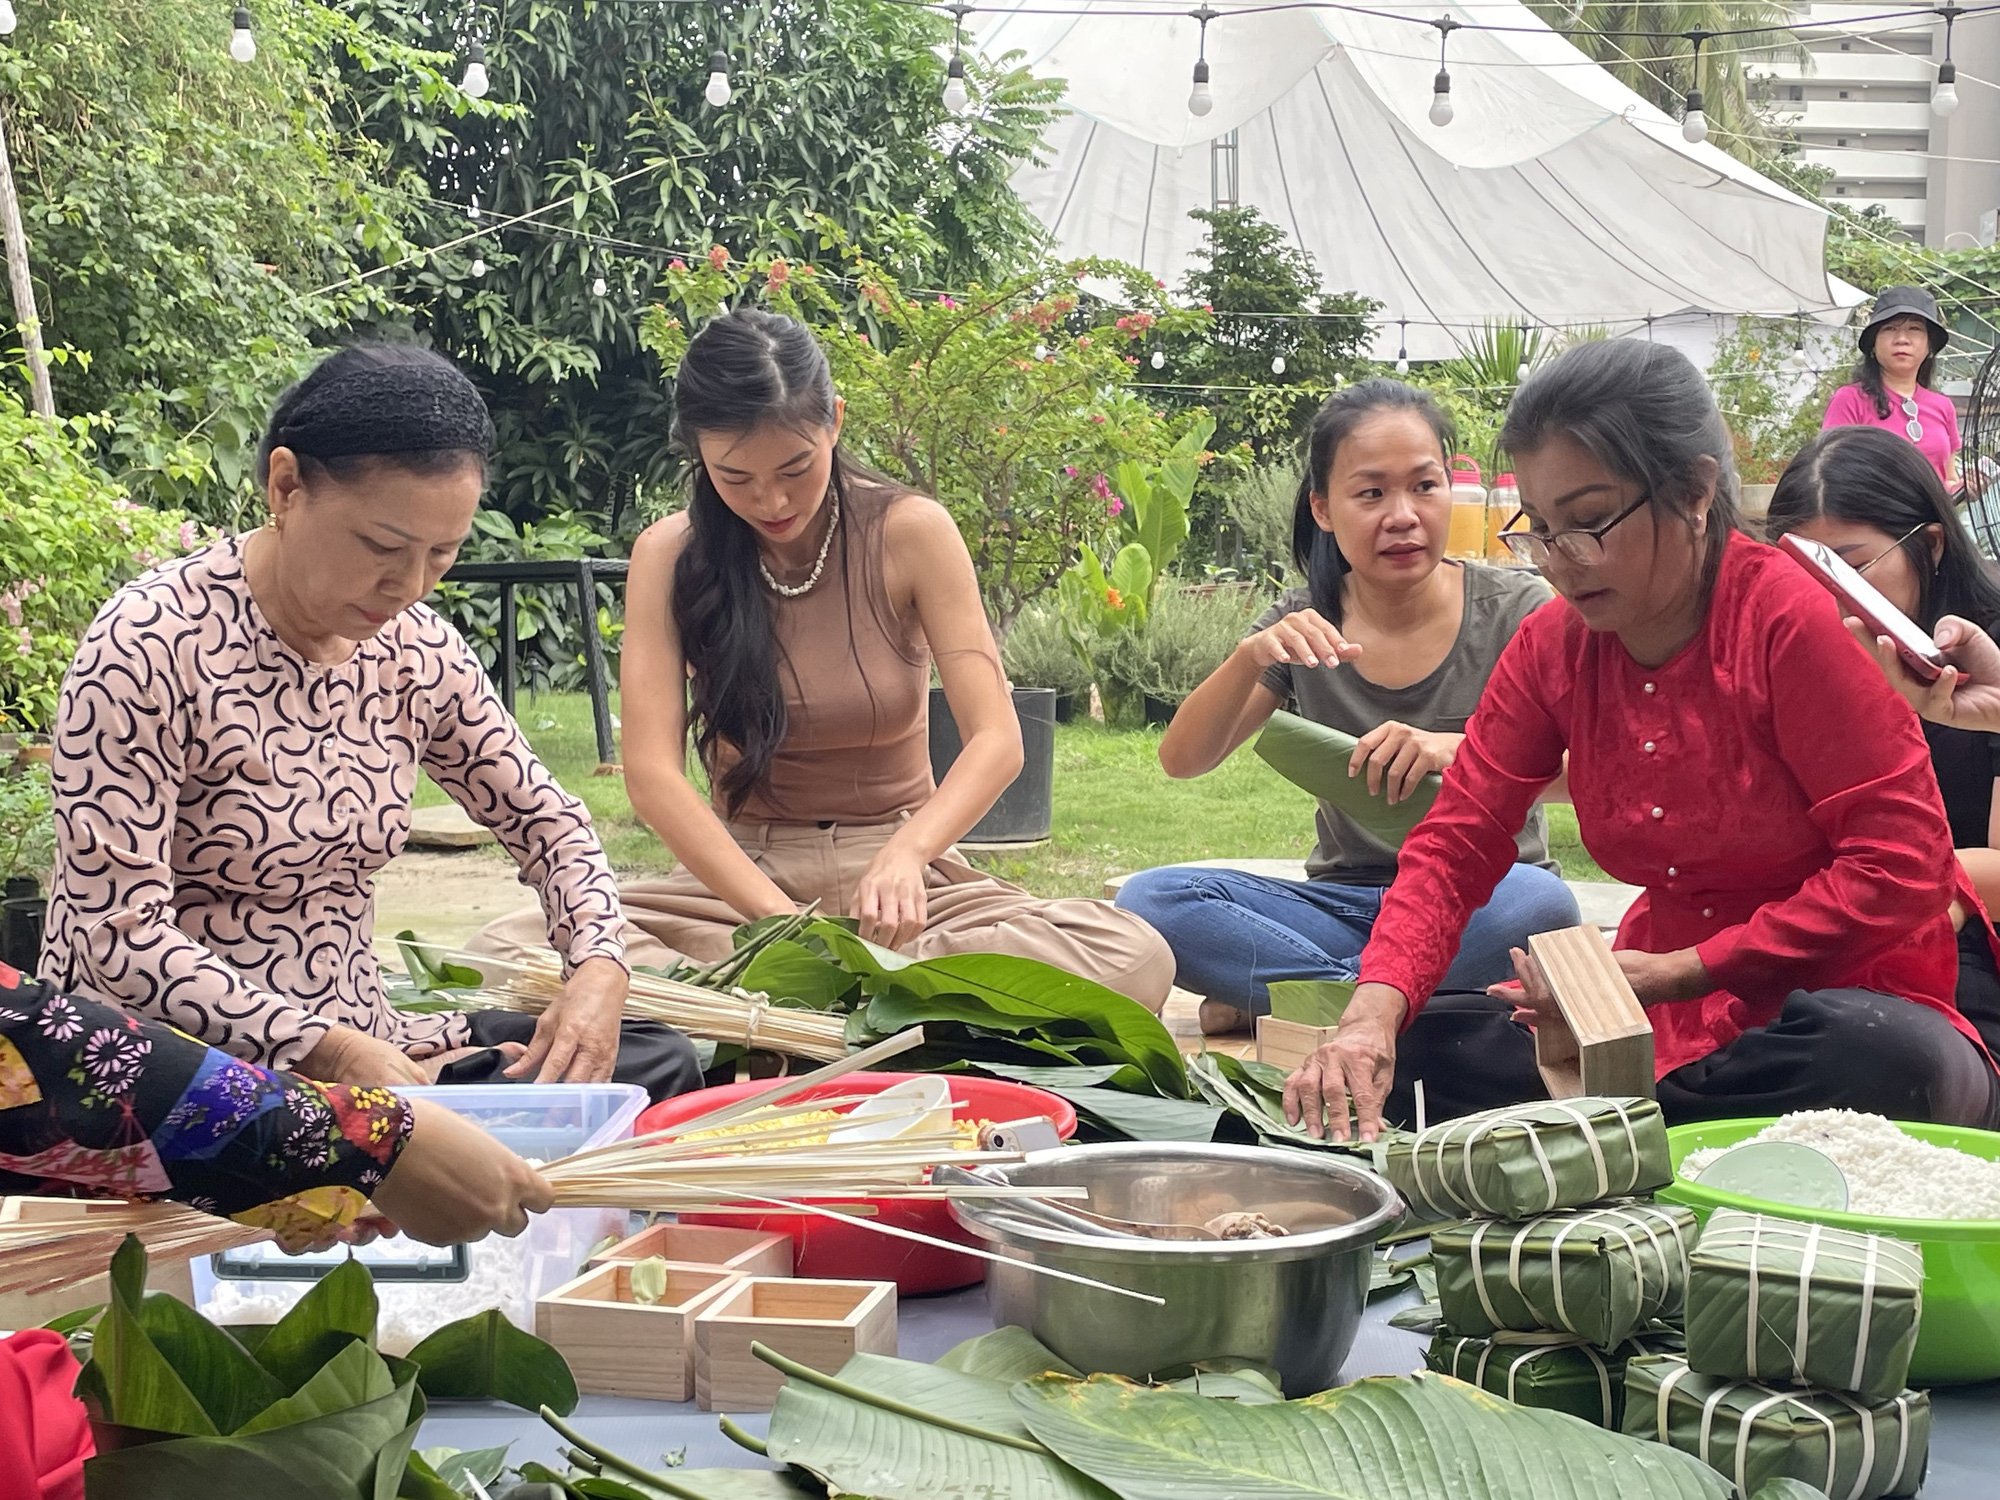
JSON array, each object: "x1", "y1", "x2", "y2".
[
  {"x1": 1447, "y1": 456, "x2": 1488, "y2": 559},
  {"x1": 1486, "y1": 472, "x2": 1520, "y2": 562}
]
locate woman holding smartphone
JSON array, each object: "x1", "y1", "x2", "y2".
[
  {"x1": 1282, "y1": 339, "x2": 1998, "y2": 1141},
  {"x1": 1765, "y1": 423, "x2": 2000, "y2": 1053}
]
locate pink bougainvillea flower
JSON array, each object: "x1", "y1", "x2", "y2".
[
  {"x1": 1107, "y1": 497, "x2": 1126, "y2": 517},
  {"x1": 14, "y1": 628, "x2": 31, "y2": 657},
  {"x1": 937, "y1": 294, "x2": 959, "y2": 309},
  {"x1": 0, "y1": 593, "x2": 19, "y2": 629},
  {"x1": 1076, "y1": 336, "x2": 1091, "y2": 348},
  {"x1": 1063, "y1": 465, "x2": 1079, "y2": 478},
  {"x1": 707, "y1": 245, "x2": 731, "y2": 270},
  {"x1": 1090, "y1": 413, "x2": 1108, "y2": 426},
  {"x1": 767, "y1": 259, "x2": 791, "y2": 287},
  {"x1": 178, "y1": 520, "x2": 200, "y2": 551},
  {"x1": 1090, "y1": 473, "x2": 1113, "y2": 499},
  {"x1": 669, "y1": 258, "x2": 688, "y2": 272}
]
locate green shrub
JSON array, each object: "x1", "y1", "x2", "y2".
[
  {"x1": 1223, "y1": 462, "x2": 1301, "y2": 589},
  {"x1": 1001, "y1": 603, "x2": 1091, "y2": 697},
  {"x1": 1135, "y1": 584, "x2": 1259, "y2": 702},
  {"x1": 0, "y1": 378, "x2": 200, "y2": 733},
  {"x1": 0, "y1": 764, "x2": 54, "y2": 887}
]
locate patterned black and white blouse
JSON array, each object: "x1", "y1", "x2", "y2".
[{"x1": 41, "y1": 537, "x2": 626, "y2": 1069}]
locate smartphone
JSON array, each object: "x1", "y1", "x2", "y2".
[{"x1": 1779, "y1": 532, "x2": 1945, "y2": 683}]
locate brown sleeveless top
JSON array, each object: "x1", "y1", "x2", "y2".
[{"x1": 708, "y1": 483, "x2": 935, "y2": 823}]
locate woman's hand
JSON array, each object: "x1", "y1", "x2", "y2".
[
  {"x1": 505, "y1": 957, "x2": 628, "y2": 1085},
  {"x1": 1281, "y1": 983, "x2": 1408, "y2": 1142},
  {"x1": 856, "y1": 842, "x2": 930, "y2": 951},
  {"x1": 1348, "y1": 723, "x2": 1462, "y2": 805},
  {"x1": 1237, "y1": 608, "x2": 1364, "y2": 672},
  {"x1": 1850, "y1": 613, "x2": 2000, "y2": 734},
  {"x1": 369, "y1": 1098, "x2": 556, "y2": 1245},
  {"x1": 297, "y1": 1024, "x2": 431, "y2": 1087}
]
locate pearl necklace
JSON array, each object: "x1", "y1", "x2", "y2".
[{"x1": 758, "y1": 499, "x2": 840, "y2": 598}]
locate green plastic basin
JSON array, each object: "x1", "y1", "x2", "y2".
[{"x1": 1661, "y1": 1118, "x2": 2000, "y2": 1386}]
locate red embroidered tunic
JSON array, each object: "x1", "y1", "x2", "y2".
[{"x1": 1361, "y1": 533, "x2": 1986, "y2": 1077}]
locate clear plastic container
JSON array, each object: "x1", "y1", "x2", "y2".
[
  {"x1": 191, "y1": 1083, "x2": 644, "y2": 1354},
  {"x1": 1485, "y1": 472, "x2": 1521, "y2": 562},
  {"x1": 1446, "y1": 456, "x2": 1488, "y2": 560}
]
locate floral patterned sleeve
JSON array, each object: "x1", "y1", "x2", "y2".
[{"x1": 0, "y1": 964, "x2": 412, "y2": 1226}]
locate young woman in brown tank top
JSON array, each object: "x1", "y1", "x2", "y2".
[{"x1": 471, "y1": 310, "x2": 1173, "y2": 1010}]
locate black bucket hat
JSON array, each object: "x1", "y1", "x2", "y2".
[{"x1": 1860, "y1": 285, "x2": 1948, "y2": 355}]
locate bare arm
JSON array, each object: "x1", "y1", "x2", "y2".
[
  {"x1": 1159, "y1": 606, "x2": 1359, "y2": 779},
  {"x1": 620, "y1": 517, "x2": 793, "y2": 923}
]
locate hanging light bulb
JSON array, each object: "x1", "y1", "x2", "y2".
[
  {"x1": 1395, "y1": 351, "x2": 1410, "y2": 375},
  {"x1": 460, "y1": 38, "x2": 490, "y2": 100},
  {"x1": 229, "y1": 6, "x2": 257, "y2": 62},
  {"x1": 1271, "y1": 354, "x2": 1287, "y2": 375},
  {"x1": 0, "y1": 0, "x2": 17, "y2": 37},
  {"x1": 1150, "y1": 347, "x2": 1166, "y2": 370},
  {"x1": 704, "y1": 49, "x2": 732, "y2": 108},
  {"x1": 1188, "y1": 7, "x2": 1217, "y2": 117},
  {"x1": 1516, "y1": 325, "x2": 1532, "y2": 382},
  {"x1": 1933, "y1": 59, "x2": 1960, "y2": 117},
  {"x1": 942, "y1": 54, "x2": 970, "y2": 116},
  {"x1": 1394, "y1": 317, "x2": 1410, "y2": 375},
  {"x1": 1784, "y1": 311, "x2": 1808, "y2": 370},
  {"x1": 1428, "y1": 19, "x2": 1459, "y2": 127},
  {"x1": 1034, "y1": 342, "x2": 1049, "y2": 361},
  {"x1": 472, "y1": 257, "x2": 487, "y2": 278},
  {"x1": 1679, "y1": 30, "x2": 1710, "y2": 144},
  {"x1": 592, "y1": 274, "x2": 608, "y2": 298}
]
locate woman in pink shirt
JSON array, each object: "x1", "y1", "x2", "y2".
[{"x1": 1821, "y1": 284, "x2": 1963, "y2": 493}]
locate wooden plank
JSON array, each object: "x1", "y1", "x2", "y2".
[
  {"x1": 1525, "y1": 926, "x2": 1655, "y2": 1100},
  {"x1": 1254, "y1": 1015, "x2": 1340, "y2": 1074}
]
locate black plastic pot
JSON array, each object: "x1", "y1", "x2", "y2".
[
  {"x1": 1, "y1": 895, "x2": 45, "y2": 975},
  {"x1": 1143, "y1": 694, "x2": 1180, "y2": 727},
  {"x1": 1051, "y1": 691, "x2": 1080, "y2": 725},
  {"x1": 929, "y1": 685, "x2": 1056, "y2": 845}
]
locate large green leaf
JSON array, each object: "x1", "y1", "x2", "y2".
[
  {"x1": 1012, "y1": 1372, "x2": 1733, "y2": 1500},
  {"x1": 736, "y1": 939, "x2": 861, "y2": 1012},
  {"x1": 513, "y1": 1467, "x2": 823, "y2": 1500},
  {"x1": 82, "y1": 1358, "x2": 424, "y2": 1500},
  {"x1": 758, "y1": 1345, "x2": 1117, "y2": 1500},
  {"x1": 134, "y1": 1287, "x2": 287, "y2": 1434},
  {"x1": 406, "y1": 1308, "x2": 580, "y2": 1416},
  {"x1": 252, "y1": 1257, "x2": 380, "y2": 1393},
  {"x1": 1252, "y1": 711, "x2": 1440, "y2": 846},
  {"x1": 234, "y1": 1338, "x2": 396, "y2": 1437},
  {"x1": 393, "y1": 931, "x2": 486, "y2": 993},
  {"x1": 1037, "y1": 1083, "x2": 1224, "y2": 1142},
  {"x1": 1750, "y1": 1484, "x2": 1833, "y2": 1500},
  {"x1": 76, "y1": 1236, "x2": 219, "y2": 1438},
  {"x1": 937, "y1": 1328, "x2": 1083, "y2": 1384}
]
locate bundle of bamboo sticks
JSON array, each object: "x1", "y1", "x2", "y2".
[
  {"x1": 400, "y1": 941, "x2": 851, "y2": 1062},
  {"x1": 0, "y1": 1202, "x2": 267, "y2": 1298}
]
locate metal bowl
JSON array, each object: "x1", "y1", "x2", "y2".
[{"x1": 948, "y1": 1141, "x2": 1403, "y2": 1395}]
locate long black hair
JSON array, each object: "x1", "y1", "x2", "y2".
[
  {"x1": 1500, "y1": 339, "x2": 1739, "y2": 602},
  {"x1": 670, "y1": 309, "x2": 855, "y2": 817},
  {"x1": 1290, "y1": 379, "x2": 1455, "y2": 624},
  {"x1": 1765, "y1": 423, "x2": 2000, "y2": 634},
  {"x1": 1854, "y1": 320, "x2": 1941, "y2": 421},
  {"x1": 257, "y1": 343, "x2": 492, "y2": 488}
]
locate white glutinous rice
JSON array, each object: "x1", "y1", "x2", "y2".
[{"x1": 1682, "y1": 1109, "x2": 2000, "y2": 1221}]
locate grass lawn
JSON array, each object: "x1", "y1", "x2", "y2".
[{"x1": 420, "y1": 692, "x2": 1611, "y2": 894}]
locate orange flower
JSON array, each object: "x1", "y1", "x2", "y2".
[{"x1": 1105, "y1": 588, "x2": 1125, "y2": 609}]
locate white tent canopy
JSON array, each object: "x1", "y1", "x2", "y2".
[{"x1": 972, "y1": 1, "x2": 1864, "y2": 360}]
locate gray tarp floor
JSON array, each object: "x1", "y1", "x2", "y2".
[{"x1": 420, "y1": 1284, "x2": 1999, "y2": 1494}]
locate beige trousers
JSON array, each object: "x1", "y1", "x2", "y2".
[{"x1": 469, "y1": 817, "x2": 1176, "y2": 1014}]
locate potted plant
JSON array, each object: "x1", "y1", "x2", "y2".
[
  {"x1": 1000, "y1": 603, "x2": 1091, "y2": 723},
  {"x1": 0, "y1": 762, "x2": 52, "y2": 972},
  {"x1": 1136, "y1": 583, "x2": 1259, "y2": 726}
]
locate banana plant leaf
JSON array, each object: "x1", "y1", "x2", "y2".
[
  {"x1": 1187, "y1": 1051, "x2": 1412, "y2": 1157},
  {"x1": 393, "y1": 932, "x2": 486, "y2": 993},
  {"x1": 1268, "y1": 980, "x2": 1355, "y2": 1027},
  {"x1": 406, "y1": 1308, "x2": 580, "y2": 1416},
  {"x1": 1253, "y1": 710, "x2": 1440, "y2": 846},
  {"x1": 1011, "y1": 1370, "x2": 1736, "y2": 1500},
  {"x1": 512, "y1": 1465, "x2": 825, "y2": 1500},
  {"x1": 938, "y1": 1327, "x2": 1084, "y2": 1383},
  {"x1": 252, "y1": 1256, "x2": 380, "y2": 1393},
  {"x1": 964, "y1": 1063, "x2": 1225, "y2": 1141}
]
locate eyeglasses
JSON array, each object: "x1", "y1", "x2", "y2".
[
  {"x1": 1899, "y1": 394, "x2": 1923, "y2": 444},
  {"x1": 1500, "y1": 493, "x2": 1651, "y2": 568},
  {"x1": 1857, "y1": 522, "x2": 1926, "y2": 576}
]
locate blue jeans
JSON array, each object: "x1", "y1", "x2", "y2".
[{"x1": 1113, "y1": 863, "x2": 1582, "y2": 1015}]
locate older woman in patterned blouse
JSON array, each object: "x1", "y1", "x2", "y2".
[{"x1": 40, "y1": 346, "x2": 698, "y2": 1100}]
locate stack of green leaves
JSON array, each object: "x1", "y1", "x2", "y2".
[
  {"x1": 1432, "y1": 1204, "x2": 1697, "y2": 1349},
  {"x1": 1424, "y1": 1330, "x2": 1683, "y2": 1429},
  {"x1": 1381, "y1": 1097, "x2": 1673, "y2": 1221},
  {"x1": 1684, "y1": 1210, "x2": 1924, "y2": 1402},
  {"x1": 1622, "y1": 1354, "x2": 1930, "y2": 1500},
  {"x1": 68, "y1": 1236, "x2": 578, "y2": 1500},
  {"x1": 530, "y1": 1325, "x2": 1836, "y2": 1500}
]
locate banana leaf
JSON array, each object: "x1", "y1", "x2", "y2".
[
  {"x1": 406, "y1": 1308, "x2": 580, "y2": 1415},
  {"x1": 1252, "y1": 710, "x2": 1440, "y2": 846},
  {"x1": 938, "y1": 1326, "x2": 1084, "y2": 1383},
  {"x1": 1267, "y1": 979, "x2": 1355, "y2": 1027},
  {"x1": 1383, "y1": 1097, "x2": 1672, "y2": 1219}
]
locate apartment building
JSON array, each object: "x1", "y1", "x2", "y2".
[{"x1": 1760, "y1": 3, "x2": 2000, "y2": 248}]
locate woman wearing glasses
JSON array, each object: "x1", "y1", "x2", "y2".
[
  {"x1": 1114, "y1": 379, "x2": 1579, "y2": 1035},
  {"x1": 1820, "y1": 285, "x2": 1964, "y2": 493},
  {"x1": 1282, "y1": 339, "x2": 1999, "y2": 1141},
  {"x1": 1764, "y1": 423, "x2": 2000, "y2": 1055}
]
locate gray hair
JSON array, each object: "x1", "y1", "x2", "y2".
[{"x1": 1500, "y1": 339, "x2": 1737, "y2": 595}]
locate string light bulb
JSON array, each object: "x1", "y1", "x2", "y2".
[
  {"x1": 229, "y1": 6, "x2": 256, "y2": 62},
  {"x1": 1394, "y1": 317, "x2": 1410, "y2": 375},
  {"x1": 1933, "y1": 9, "x2": 1964, "y2": 116},
  {"x1": 1150, "y1": 347, "x2": 1166, "y2": 370},
  {"x1": 1784, "y1": 311, "x2": 1808, "y2": 371},
  {"x1": 1271, "y1": 354, "x2": 1287, "y2": 375},
  {"x1": 1188, "y1": 6, "x2": 1217, "y2": 117},
  {"x1": 592, "y1": 274, "x2": 608, "y2": 298},
  {"x1": 942, "y1": 4, "x2": 972, "y2": 116},
  {"x1": 704, "y1": 49, "x2": 732, "y2": 108},
  {"x1": 460, "y1": 38, "x2": 490, "y2": 100},
  {"x1": 1516, "y1": 324, "x2": 1531, "y2": 382},
  {"x1": 1680, "y1": 30, "x2": 1710, "y2": 143},
  {"x1": 1429, "y1": 17, "x2": 1458, "y2": 127},
  {"x1": 472, "y1": 257, "x2": 487, "y2": 278},
  {"x1": 0, "y1": 1, "x2": 16, "y2": 37}
]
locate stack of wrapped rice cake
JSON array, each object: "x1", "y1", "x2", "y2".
[{"x1": 1385, "y1": 1097, "x2": 1692, "y2": 1429}]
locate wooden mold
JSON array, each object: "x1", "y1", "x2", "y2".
[
  {"x1": 1526, "y1": 926, "x2": 1656, "y2": 1100},
  {"x1": 693, "y1": 1276, "x2": 897, "y2": 1412},
  {"x1": 534, "y1": 1262, "x2": 742, "y2": 1401},
  {"x1": 0, "y1": 1197, "x2": 196, "y2": 1330},
  {"x1": 1254, "y1": 1015, "x2": 1340, "y2": 1074},
  {"x1": 589, "y1": 1222, "x2": 794, "y2": 1280}
]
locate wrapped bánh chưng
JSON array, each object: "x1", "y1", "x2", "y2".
[
  {"x1": 1684, "y1": 1209, "x2": 1923, "y2": 1402},
  {"x1": 1382, "y1": 1097, "x2": 1671, "y2": 1220},
  {"x1": 1432, "y1": 1202, "x2": 1696, "y2": 1347},
  {"x1": 1425, "y1": 1328, "x2": 1682, "y2": 1428}
]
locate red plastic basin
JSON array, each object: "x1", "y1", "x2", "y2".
[{"x1": 634, "y1": 1071, "x2": 1076, "y2": 1294}]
